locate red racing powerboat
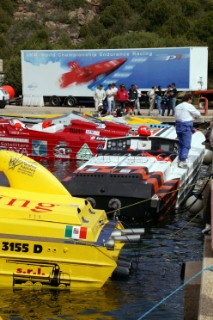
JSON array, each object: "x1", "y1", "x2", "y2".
[{"x1": 0, "y1": 115, "x2": 134, "y2": 161}]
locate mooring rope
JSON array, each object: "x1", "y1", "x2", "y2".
[{"x1": 136, "y1": 265, "x2": 213, "y2": 320}]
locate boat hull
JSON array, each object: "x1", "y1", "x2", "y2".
[
  {"x1": 0, "y1": 230, "x2": 122, "y2": 289},
  {"x1": 0, "y1": 150, "x2": 142, "y2": 289},
  {"x1": 63, "y1": 128, "x2": 206, "y2": 221},
  {"x1": 0, "y1": 117, "x2": 132, "y2": 161}
]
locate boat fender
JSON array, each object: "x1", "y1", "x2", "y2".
[
  {"x1": 203, "y1": 149, "x2": 213, "y2": 165},
  {"x1": 86, "y1": 197, "x2": 96, "y2": 208},
  {"x1": 112, "y1": 265, "x2": 130, "y2": 278},
  {"x1": 185, "y1": 194, "x2": 204, "y2": 214},
  {"x1": 108, "y1": 198, "x2": 121, "y2": 210},
  {"x1": 117, "y1": 258, "x2": 132, "y2": 270}
]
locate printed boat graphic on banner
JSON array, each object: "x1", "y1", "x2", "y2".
[{"x1": 59, "y1": 59, "x2": 127, "y2": 88}]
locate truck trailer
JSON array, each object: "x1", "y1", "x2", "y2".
[{"x1": 21, "y1": 47, "x2": 208, "y2": 107}]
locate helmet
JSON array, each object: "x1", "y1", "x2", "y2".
[{"x1": 138, "y1": 126, "x2": 151, "y2": 136}]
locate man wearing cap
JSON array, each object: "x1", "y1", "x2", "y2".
[
  {"x1": 93, "y1": 85, "x2": 106, "y2": 111},
  {"x1": 175, "y1": 93, "x2": 201, "y2": 168}
]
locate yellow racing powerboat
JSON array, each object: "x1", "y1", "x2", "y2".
[
  {"x1": 84, "y1": 111, "x2": 162, "y2": 126},
  {"x1": 0, "y1": 150, "x2": 143, "y2": 289}
]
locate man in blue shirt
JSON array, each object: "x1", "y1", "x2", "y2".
[{"x1": 175, "y1": 93, "x2": 201, "y2": 168}]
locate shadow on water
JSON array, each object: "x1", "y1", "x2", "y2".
[{"x1": 0, "y1": 160, "x2": 205, "y2": 320}]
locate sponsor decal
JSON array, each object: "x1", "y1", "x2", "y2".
[
  {"x1": 0, "y1": 195, "x2": 56, "y2": 213},
  {"x1": 86, "y1": 130, "x2": 100, "y2": 136},
  {"x1": 95, "y1": 137, "x2": 107, "y2": 141},
  {"x1": 32, "y1": 140, "x2": 47, "y2": 157},
  {"x1": 8, "y1": 155, "x2": 37, "y2": 177},
  {"x1": 76, "y1": 143, "x2": 93, "y2": 160},
  {"x1": 9, "y1": 262, "x2": 71, "y2": 287},
  {"x1": 65, "y1": 225, "x2": 87, "y2": 240},
  {"x1": 0, "y1": 137, "x2": 29, "y2": 143},
  {"x1": 97, "y1": 124, "x2": 106, "y2": 129}
]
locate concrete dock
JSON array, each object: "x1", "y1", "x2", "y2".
[{"x1": 1, "y1": 103, "x2": 212, "y2": 123}]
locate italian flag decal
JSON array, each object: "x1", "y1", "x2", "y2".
[{"x1": 65, "y1": 225, "x2": 87, "y2": 240}]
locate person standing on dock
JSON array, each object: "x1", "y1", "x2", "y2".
[
  {"x1": 175, "y1": 93, "x2": 201, "y2": 168},
  {"x1": 155, "y1": 85, "x2": 163, "y2": 115},
  {"x1": 170, "y1": 82, "x2": 177, "y2": 116},
  {"x1": 93, "y1": 84, "x2": 106, "y2": 111},
  {"x1": 148, "y1": 86, "x2": 156, "y2": 116}
]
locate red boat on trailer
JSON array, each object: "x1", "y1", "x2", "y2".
[{"x1": 0, "y1": 116, "x2": 134, "y2": 161}]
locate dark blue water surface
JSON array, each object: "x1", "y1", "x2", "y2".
[{"x1": 0, "y1": 160, "x2": 205, "y2": 320}]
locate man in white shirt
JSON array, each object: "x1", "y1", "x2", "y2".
[
  {"x1": 148, "y1": 86, "x2": 156, "y2": 116},
  {"x1": 175, "y1": 93, "x2": 201, "y2": 168},
  {"x1": 93, "y1": 85, "x2": 106, "y2": 111},
  {"x1": 106, "y1": 83, "x2": 114, "y2": 114}
]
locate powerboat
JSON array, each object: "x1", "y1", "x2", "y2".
[
  {"x1": 63, "y1": 126, "x2": 206, "y2": 221},
  {"x1": 84, "y1": 111, "x2": 164, "y2": 127},
  {"x1": 0, "y1": 114, "x2": 134, "y2": 161},
  {"x1": 0, "y1": 150, "x2": 144, "y2": 289}
]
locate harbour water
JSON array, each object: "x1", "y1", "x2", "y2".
[{"x1": 0, "y1": 160, "x2": 205, "y2": 320}]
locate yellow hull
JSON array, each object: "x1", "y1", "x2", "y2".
[
  {"x1": 0, "y1": 150, "x2": 130, "y2": 289},
  {"x1": 0, "y1": 233, "x2": 122, "y2": 289}
]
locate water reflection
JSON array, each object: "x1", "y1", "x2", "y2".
[{"x1": 0, "y1": 160, "x2": 204, "y2": 320}]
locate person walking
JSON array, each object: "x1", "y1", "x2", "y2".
[{"x1": 175, "y1": 93, "x2": 201, "y2": 168}]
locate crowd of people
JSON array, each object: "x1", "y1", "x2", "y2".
[
  {"x1": 93, "y1": 83, "x2": 141, "y2": 117},
  {"x1": 93, "y1": 82, "x2": 178, "y2": 117}
]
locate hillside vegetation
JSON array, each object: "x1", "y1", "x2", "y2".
[{"x1": 0, "y1": 0, "x2": 212, "y2": 94}]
